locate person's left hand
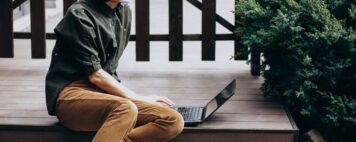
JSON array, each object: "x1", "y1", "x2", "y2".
[{"x1": 139, "y1": 95, "x2": 175, "y2": 106}]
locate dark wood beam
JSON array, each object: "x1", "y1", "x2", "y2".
[
  {"x1": 135, "y1": 0, "x2": 150, "y2": 61},
  {"x1": 202, "y1": 0, "x2": 216, "y2": 61},
  {"x1": 169, "y1": 0, "x2": 183, "y2": 61},
  {"x1": 0, "y1": 0, "x2": 14, "y2": 58},
  {"x1": 30, "y1": 0, "x2": 46, "y2": 58}
]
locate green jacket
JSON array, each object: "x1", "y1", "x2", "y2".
[{"x1": 45, "y1": 0, "x2": 132, "y2": 115}]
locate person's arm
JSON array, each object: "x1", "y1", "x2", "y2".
[{"x1": 89, "y1": 69, "x2": 175, "y2": 106}]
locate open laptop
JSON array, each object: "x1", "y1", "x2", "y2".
[{"x1": 171, "y1": 79, "x2": 236, "y2": 126}]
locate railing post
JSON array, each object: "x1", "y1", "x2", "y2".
[
  {"x1": 202, "y1": 0, "x2": 216, "y2": 61},
  {"x1": 63, "y1": 0, "x2": 77, "y2": 15},
  {"x1": 136, "y1": 0, "x2": 150, "y2": 61},
  {"x1": 0, "y1": 0, "x2": 14, "y2": 58},
  {"x1": 30, "y1": 0, "x2": 46, "y2": 58},
  {"x1": 169, "y1": 0, "x2": 183, "y2": 61}
]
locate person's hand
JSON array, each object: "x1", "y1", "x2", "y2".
[{"x1": 140, "y1": 95, "x2": 175, "y2": 106}]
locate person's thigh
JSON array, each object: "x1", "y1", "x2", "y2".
[
  {"x1": 56, "y1": 86, "x2": 131, "y2": 131},
  {"x1": 131, "y1": 99, "x2": 182, "y2": 127}
]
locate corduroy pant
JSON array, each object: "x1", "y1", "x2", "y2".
[{"x1": 56, "y1": 80, "x2": 184, "y2": 142}]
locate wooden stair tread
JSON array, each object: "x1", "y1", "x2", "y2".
[{"x1": 0, "y1": 40, "x2": 298, "y2": 142}]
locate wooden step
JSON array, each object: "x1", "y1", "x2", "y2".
[
  {"x1": 0, "y1": 40, "x2": 298, "y2": 142},
  {"x1": 0, "y1": 73, "x2": 298, "y2": 142}
]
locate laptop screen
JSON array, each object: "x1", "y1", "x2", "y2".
[{"x1": 203, "y1": 80, "x2": 236, "y2": 120}]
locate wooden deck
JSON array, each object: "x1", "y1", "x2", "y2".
[{"x1": 0, "y1": 40, "x2": 298, "y2": 142}]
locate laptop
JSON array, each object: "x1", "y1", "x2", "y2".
[{"x1": 171, "y1": 79, "x2": 236, "y2": 126}]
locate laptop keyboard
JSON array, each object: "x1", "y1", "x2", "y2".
[{"x1": 176, "y1": 107, "x2": 202, "y2": 121}]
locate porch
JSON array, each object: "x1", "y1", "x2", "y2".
[
  {"x1": 0, "y1": 39, "x2": 297, "y2": 142},
  {"x1": 0, "y1": 0, "x2": 297, "y2": 141}
]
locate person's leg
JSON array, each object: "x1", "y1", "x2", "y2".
[
  {"x1": 56, "y1": 82, "x2": 137, "y2": 142},
  {"x1": 127, "y1": 100, "x2": 184, "y2": 142}
]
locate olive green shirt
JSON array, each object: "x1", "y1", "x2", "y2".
[{"x1": 45, "y1": 0, "x2": 132, "y2": 115}]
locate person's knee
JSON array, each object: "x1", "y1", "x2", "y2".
[
  {"x1": 165, "y1": 109, "x2": 184, "y2": 137},
  {"x1": 111, "y1": 99, "x2": 138, "y2": 118}
]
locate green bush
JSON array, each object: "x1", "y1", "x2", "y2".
[{"x1": 235, "y1": 0, "x2": 356, "y2": 141}]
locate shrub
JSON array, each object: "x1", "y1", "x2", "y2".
[{"x1": 235, "y1": 0, "x2": 356, "y2": 141}]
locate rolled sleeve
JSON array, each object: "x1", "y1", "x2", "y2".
[{"x1": 55, "y1": 8, "x2": 102, "y2": 75}]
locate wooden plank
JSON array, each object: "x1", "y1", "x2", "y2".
[
  {"x1": 0, "y1": 110, "x2": 50, "y2": 118},
  {"x1": 0, "y1": 84, "x2": 259, "y2": 94},
  {"x1": 0, "y1": 131, "x2": 295, "y2": 142},
  {"x1": 0, "y1": 0, "x2": 14, "y2": 58},
  {"x1": 0, "y1": 89, "x2": 265, "y2": 101},
  {"x1": 198, "y1": 121, "x2": 292, "y2": 130},
  {"x1": 208, "y1": 114, "x2": 289, "y2": 122},
  {"x1": 169, "y1": 0, "x2": 183, "y2": 61},
  {"x1": 0, "y1": 93, "x2": 268, "y2": 102},
  {"x1": 0, "y1": 104, "x2": 46, "y2": 111},
  {"x1": 30, "y1": 0, "x2": 46, "y2": 58},
  {"x1": 174, "y1": 133, "x2": 294, "y2": 142},
  {"x1": 0, "y1": 99, "x2": 285, "y2": 115},
  {"x1": 0, "y1": 79, "x2": 261, "y2": 88},
  {"x1": 0, "y1": 68, "x2": 257, "y2": 79},
  {"x1": 63, "y1": 0, "x2": 77, "y2": 15},
  {"x1": 0, "y1": 131, "x2": 95, "y2": 142},
  {"x1": 202, "y1": 0, "x2": 216, "y2": 60},
  {"x1": 0, "y1": 79, "x2": 261, "y2": 89},
  {"x1": 0, "y1": 110, "x2": 289, "y2": 123},
  {"x1": 0, "y1": 117, "x2": 291, "y2": 130},
  {"x1": 135, "y1": 0, "x2": 150, "y2": 61},
  {"x1": 0, "y1": 117, "x2": 59, "y2": 126}
]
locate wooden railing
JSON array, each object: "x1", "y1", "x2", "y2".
[{"x1": 0, "y1": 0, "x2": 261, "y2": 75}]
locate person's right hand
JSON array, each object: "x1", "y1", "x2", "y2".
[{"x1": 140, "y1": 95, "x2": 175, "y2": 106}]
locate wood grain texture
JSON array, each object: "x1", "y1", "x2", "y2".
[{"x1": 0, "y1": 40, "x2": 297, "y2": 141}]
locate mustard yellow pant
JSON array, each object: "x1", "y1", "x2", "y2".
[{"x1": 56, "y1": 80, "x2": 184, "y2": 142}]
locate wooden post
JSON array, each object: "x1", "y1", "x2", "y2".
[
  {"x1": 30, "y1": 0, "x2": 46, "y2": 58},
  {"x1": 136, "y1": 0, "x2": 150, "y2": 61},
  {"x1": 169, "y1": 0, "x2": 183, "y2": 61},
  {"x1": 63, "y1": 0, "x2": 77, "y2": 15},
  {"x1": 0, "y1": 0, "x2": 14, "y2": 58},
  {"x1": 202, "y1": 0, "x2": 216, "y2": 61}
]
